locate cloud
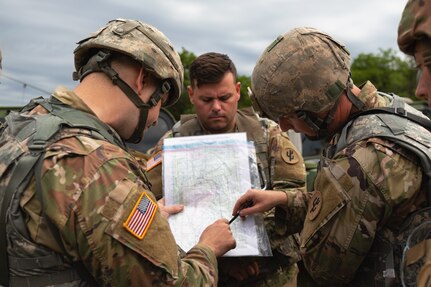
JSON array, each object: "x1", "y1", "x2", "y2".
[{"x1": 0, "y1": 0, "x2": 408, "y2": 106}]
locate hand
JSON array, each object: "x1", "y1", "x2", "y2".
[
  {"x1": 198, "y1": 219, "x2": 236, "y2": 257},
  {"x1": 219, "y1": 257, "x2": 260, "y2": 281},
  {"x1": 157, "y1": 198, "x2": 184, "y2": 219},
  {"x1": 232, "y1": 189, "x2": 287, "y2": 217}
]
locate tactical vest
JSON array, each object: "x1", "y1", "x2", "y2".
[
  {"x1": 172, "y1": 107, "x2": 270, "y2": 189},
  {"x1": 332, "y1": 93, "x2": 431, "y2": 287},
  {"x1": 0, "y1": 96, "x2": 126, "y2": 287}
]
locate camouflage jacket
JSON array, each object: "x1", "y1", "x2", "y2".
[
  {"x1": 1, "y1": 86, "x2": 220, "y2": 287},
  {"x1": 145, "y1": 107, "x2": 306, "y2": 286},
  {"x1": 279, "y1": 81, "x2": 430, "y2": 286}
]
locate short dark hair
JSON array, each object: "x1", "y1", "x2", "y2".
[{"x1": 189, "y1": 52, "x2": 237, "y2": 88}]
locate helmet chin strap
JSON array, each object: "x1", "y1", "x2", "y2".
[
  {"x1": 74, "y1": 50, "x2": 170, "y2": 143},
  {"x1": 299, "y1": 80, "x2": 365, "y2": 141}
]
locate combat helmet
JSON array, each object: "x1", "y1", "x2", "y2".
[
  {"x1": 74, "y1": 18, "x2": 184, "y2": 107},
  {"x1": 73, "y1": 19, "x2": 184, "y2": 143},
  {"x1": 251, "y1": 27, "x2": 351, "y2": 121},
  {"x1": 250, "y1": 27, "x2": 353, "y2": 138},
  {"x1": 398, "y1": 0, "x2": 431, "y2": 56}
]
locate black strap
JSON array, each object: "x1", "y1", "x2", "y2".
[
  {"x1": 0, "y1": 153, "x2": 41, "y2": 286},
  {"x1": 9, "y1": 269, "x2": 81, "y2": 287}
]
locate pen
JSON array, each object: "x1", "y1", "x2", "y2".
[{"x1": 229, "y1": 200, "x2": 253, "y2": 224}]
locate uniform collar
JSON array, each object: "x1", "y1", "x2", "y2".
[{"x1": 51, "y1": 86, "x2": 97, "y2": 116}]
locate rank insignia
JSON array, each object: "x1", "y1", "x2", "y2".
[
  {"x1": 146, "y1": 151, "x2": 162, "y2": 171},
  {"x1": 123, "y1": 192, "x2": 158, "y2": 239}
]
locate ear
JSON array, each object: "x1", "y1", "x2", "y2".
[
  {"x1": 135, "y1": 66, "x2": 147, "y2": 94},
  {"x1": 187, "y1": 85, "x2": 195, "y2": 104},
  {"x1": 235, "y1": 81, "x2": 241, "y2": 102}
]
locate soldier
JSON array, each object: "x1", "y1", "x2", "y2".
[
  {"x1": 146, "y1": 52, "x2": 306, "y2": 286},
  {"x1": 0, "y1": 19, "x2": 236, "y2": 286},
  {"x1": 233, "y1": 27, "x2": 431, "y2": 286},
  {"x1": 398, "y1": 0, "x2": 431, "y2": 107}
]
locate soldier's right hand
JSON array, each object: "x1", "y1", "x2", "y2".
[{"x1": 198, "y1": 219, "x2": 236, "y2": 257}]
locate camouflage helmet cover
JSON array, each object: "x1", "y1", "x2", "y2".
[
  {"x1": 398, "y1": 0, "x2": 431, "y2": 55},
  {"x1": 74, "y1": 18, "x2": 184, "y2": 107},
  {"x1": 251, "y1": 27, "x2": 351, "y2": 121}
]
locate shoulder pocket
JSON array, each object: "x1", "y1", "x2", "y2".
[{"x1": 301, "y1": 164, "x2": 352, "y2": 247}]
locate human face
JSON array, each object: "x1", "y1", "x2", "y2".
[
  {"x1": 188, "y1": 72, "x2": 240, "y2": 133},
  {"x1": 414, "y1": 41, "x2": 431, "y2": 107},
  {"x1": 278, "y1": 114, "x2": 317, "y2": 137}
]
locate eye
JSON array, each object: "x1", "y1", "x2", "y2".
[{"x1": 220, "y1": 94, "x2": 231, "y2": 102}]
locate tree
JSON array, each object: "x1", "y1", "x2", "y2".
[
  {"x1": 238, "y1": 74, "x2": 252, "y2": 108},
  {"x1": 165, "y1": 48, "x2": 197, "y2": 119},
  {"x1": 350, "y1": 48, "x2": 417, "y2": 99}
]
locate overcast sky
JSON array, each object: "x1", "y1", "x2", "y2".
[{"x1": 0, "y1": 0, "x2": 408, "y2": 106}]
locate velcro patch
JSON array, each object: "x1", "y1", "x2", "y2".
[
  {"x1": 281, "y1": 147, "x2": 300, "y2": 164},
  {"x1": 123, "y1": 192, "x2": 158, "y2": 240},
  {"x1": 146, "y1": 151, "x2": 162, "y2": 171},
  {"x1": 307, "y1": 190, "x2": 322, "y2": 221}
]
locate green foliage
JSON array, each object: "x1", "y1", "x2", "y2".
[
  {"x1": 351, "y1": 48, "x2": 417, "y2": 99},
  {"x1": 165, "y1": 48, "x2": 197, "y2": 120},
  {"x1": 238, "y1": 75, "x2": 252, "y2": 108}
]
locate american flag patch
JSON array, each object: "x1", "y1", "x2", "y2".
[
  {"x1": 123, "y1": 192, "x2": 158, "y2": 239},
  {"x1": 146, "y1": 151, "x2": 162, "y2": 171}
]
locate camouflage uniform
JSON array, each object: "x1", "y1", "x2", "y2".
[
  {"x1": 146, "y1": 107, "x2": 306, "y2": 287},
  {"x1": 0, "y1": 87, "x2": 221, "y2": 286},
  {"x1": 276, "y1": 81, "x2": 429, "y2": 286}
]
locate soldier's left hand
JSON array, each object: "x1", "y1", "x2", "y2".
[{"x1": 157, "y1": 198, "x2": 184, "y2": 219}]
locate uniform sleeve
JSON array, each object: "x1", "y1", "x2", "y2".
[
  {"x1": 39, "y1": 137, "x2": 219, "y2": 287},
  {"x1": 266, "y1": 124, "x2": 308, "y2": 236},
  {"x1": 146, "y1": 130, "x2": 173, "y2": 200},
  {"x1": 267, "y1": 126, "x2": 306, "y2": 190},
  {"x1": 299, "y1": 140, "x2": 423, "y2": 285}
]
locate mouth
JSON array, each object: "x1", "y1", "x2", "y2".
[{"x1": 209, "y1": 115, "x2": 225, "y2": 120}]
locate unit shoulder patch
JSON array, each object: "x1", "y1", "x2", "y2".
[
  {"x1": 307, "y1": 190, "x2": 322, "y2": 221},
  {"x1": 281, "y1": 147, "x2": 300, "y2": 164}
]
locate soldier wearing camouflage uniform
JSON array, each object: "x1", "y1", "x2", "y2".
[
  {"x1": 398, "y1": 0, "x2": 431, "y2": 108},
  {"x1": 233, "y1": 27, "x2": 431, "y2": 286},
  {"x1": 146, "y1": 52, "x2": 305, "y2": 286},
  {"x1": 0, "y1": 19, "x2": 236, "y2": 286}
]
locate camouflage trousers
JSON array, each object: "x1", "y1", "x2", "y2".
[{"x1": 218, "y1": 254, "x2": 299, "y2": 287}]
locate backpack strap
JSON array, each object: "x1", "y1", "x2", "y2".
[
  {"x1": 0, "y1": 140, "x2": 47, "y2": 286},
  {"x1": 336, "y1": 96, "x2": 431, "y2": 205}
]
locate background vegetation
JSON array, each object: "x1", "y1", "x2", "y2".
[{"x1": 165, "y1": 48, "x2": 419, "y2": 120}]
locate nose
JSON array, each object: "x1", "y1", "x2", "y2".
[
  {"x1": 415, "y1": 68, "x2": 431, "y2": 105},
  {"x1": 212, "y1": 100, "x2": 221, "y2": 112}
]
